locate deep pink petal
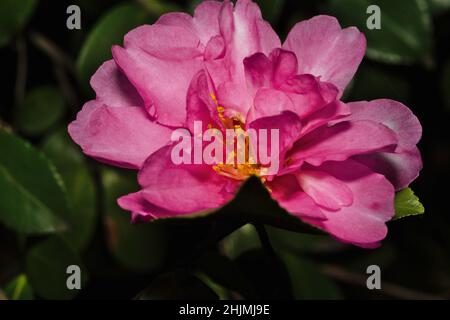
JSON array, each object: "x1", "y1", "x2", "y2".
[
  {"x1": 244, "y1": 50, "x2": 337, "y2": 119},
  {"x1": 301, "y1": 159, "x2": 395, "y2": 247},
  {"x1": 283, "y1": 15, "x2": 366, "y2": 93},
  {"x1": 288, "y1": 120, "x2": 398, "y2": 166},
  {"x1": 354, "y1": 146, "x2": 422, "y2": 190},
  {"x1": 243, "y1": 49, "x2": 298, "y2": 97},
  {"x1": 248, "y1": 111, "x2": 302, "y2": 168},
  {"x1": 157, "y1": 0, "x2": 222, "y2": 45},
  {"x1": 118, "y1": 190, "x2": 180, "y2": 222},
  {"x1": 338, "y1": 99, "x2": 423, "y2": 189},
  {"x1": 300, "y1": 100, "x2": 350, "y2": 136},
  {"x1": 137, "y1": 145, "x2": 240, "y2": 213},
  {"x1": 345, "y1": 99, "x2": 422, "y2": 150},
  {"x1": 248, "y1": 88, "x2": 294, "y2": 122},
  {"x1": 112, "y1": 25, "x2": 203, "y2": 126},
  {"x1": 186, "y1": 70, "x2": 222, "y2": 133},
  {"x1": 206, "y1": 0, "x2": 281, "y2": 117},
  {"x1": 268, "y1": 174, "x2": 326, "y2": 220},
  {"x1": 90, "y1": 60, "x2": 143, "y2": 107},
  {"x1": 296, "y1": 169, "x2": 353, "y2": 210},
  {"x1": 68, "y1": 101, "x2": 171, "y2": 169}
]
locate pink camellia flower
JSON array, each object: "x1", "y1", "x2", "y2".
[{"x1": 69, "y1": 0, "x2": 422, "y2": 248}]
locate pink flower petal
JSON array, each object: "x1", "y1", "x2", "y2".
[
  {"x1": 206, "y1": 0, "x2": 281, "y2": 117},
  {"x1": 300, "y1": 100, "x2": 350, "y2": 136},
  {"x1": 90, "y1": 60, "x2": 143, "y2": 107},
  {"x1": 186, "y1": 70, "x2": 221, "y2": 133},
  {"x1": 248, "y1": 111, "x2": 302, "y2": 166},
  {"x1": 354, "y1": 146, "x2": 422, "y2": 190},
  {"x1": 296, "y1": 168, "x2": 353, "y2": 210},
  {"x1": 289, "y1": 120, "x2": 398, "y2": 166},
  {"x1": 118, "y1": 190, "x2": 179, "y2": 222},
  {"x1": 341, "y1": 99, "x2": 423, "y2": 189},
  {"x1": 157, "y1": 0, "x2": 222, "y2": 45},
  {"x1": 68, "y1": 101, "x2": 171, "y2": 169},
  {"x1": 268, "y1": 174, "x2": 326, "y2": 220},
  {"x1": 301, "y1": 159, "x2": 395, "y2": 247},
  {"x1": 137, "y1": 145, "x2": 241, "y2": 213},
  {"x1": 346, "y1": 99, "x2": 422, "y2": 149},
  {"x1": 283, "y1": 15, "x2": 366, "y2": 94},
  {"x1": 112, "y1": 24, "x2": 204, "y2": 126}
]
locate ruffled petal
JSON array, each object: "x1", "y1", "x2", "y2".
[
  {"x1": 283, "y1": 15, "x2": 366, "y2": 94},
  {"x1": 288, "y1": 120, "x2": 397, "y2": 167},
  {"x1": 268, "y1": 174, "x2": 326, "y2": 220},
  {"x1": 136, "y1": 145, "x2": 240, "y2": 213},
  {"x1": 68, "y1": 101, "x2": 171, "y2": 169},
  {"x1": 342, "y1": 99, "x2": 423, "y2": 189},
  {"x1": 300, "y1": 160, "x2": 395, "y2": 247},
  {"x1": 112, "y1": 23, "x2": 204, "y2": 126},
  {"x1": 90, "y1": 60, "x2": 143, "y2": 107}
]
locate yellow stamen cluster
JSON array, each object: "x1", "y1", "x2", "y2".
[{"x1": 209, "y1": 93, "x2": 269, "y2": 181}]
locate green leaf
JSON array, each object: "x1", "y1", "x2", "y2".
[
  {"x1": 427, "y1": 0, "x2": 450, "y2": 15},
  {"x1": 14, "y1": 86, "x2": 66, "y2": 136},
  {"x1": 137, "y1": 271, "x2": 218, "y2": 299},
  {"x1": 101, "y1": 167, "x2": 167, "y2": 273},
  {"x1": 394, "y1": 188, "x2": 425, "y2": 220},
  {"x1": 349, "y1": 64, "x2": 410, "y2": 102},
  {"x1": 76, "y1": 3, "x2": 151, "y2": 93},
  {"x1": 280, "y1": 252, "x2": 343, "y2": 299},
  {"x1": 0, "y1": 0, "x2": 37, "y2": 47},
  {"x1": 25, "y1": 236, "x2": 85, "y2": 300},
  {"x1": 41, "y1": 128, "x2": 97, "y2": 251},
  {"x1": 194, "y1": 251, "x2": 257, "y2": 298},
  {"x1": 4, "y1": 274, "x2": 34, "y2": 300},
  {"x1": 266, "y1": 226, "x2": 344, "y2": 254},
  {"x1": 256, "y1": 0, "x2": 285, "y2": 24},
  {"x1": 195, "y1": 272, "x2": 229, "y2": 300},
  {"x1": 222, "y1": 224, "x2": 260, "y2": 260},
  {"x1": 329, "y1": 0, "x2": 433, "y2": 65},
  {"x1": 0, "y1": 128, "x2": 69, "y2": 235},
  {"x1": 138, "y1": 0, "x2": 181, "y2": 15},
  {"x1": 442, "y1": 60, "x2": 450, "y2": 111}
]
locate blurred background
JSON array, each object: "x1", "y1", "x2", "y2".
[{"x1": 0, "y1": 0, "x2": 449, "y2": 300}]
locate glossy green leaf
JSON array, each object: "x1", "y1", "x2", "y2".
[
  {"x1": 138, "y1": 0, "x2": 181, "y2": 15},
  {"x1": 222, "y1": 224, "x2": 260, "y2": 260},
  {"x1": 195, "y1": 272, "x2": 229, "y2": 300},
  {"x1": 349, "y1": 64, "x2": 410, "y2": 102},
  {"x1": 101, "y1": 167, "x2": 167, "y2": 273},
  {"x1": 25, "y1": 237, "x2": 85, "y2": 300},
  {"x1": 427, "y1": 0, "x2": 450, "y2": 15},
  {"x1": 256, "y1": 0, "x2": 285, "y2": 24},
  {"x1": 266, "y1": 226, "x2": 344, "y2": 254},
  {"x1": 0, "y1": 128, "x2": 69, "y2": 235},
  {"x1": 329, "y1": 0, "x2": 433, "y2": 65},
  {"x1": 14, "y1": 86, "x2": 66, "y2": 136},
  {"x1": 0, "y1": 0, "x2": 37, "y2": 47},
  {"x1": 281, "y1": 252, "x2": 343, "y2": 299},
  {"x1": 4, "y1": 274, "x2": 34, "y2": 300},
  {"x1": 394, "y1": 188, "x2": 425, "y2": 220},
  {"x1": 137, "y1": 271, "x2": 218, "y2": 299},
  {"x1": 76, "y1": 3, "x2": 151, "y2": 93},
  {"x1": 194, "y1": 251, "x2": 256, "y2": 298},
  {"x1": 41, "y1": 128, "x2": 97, "y2": 251}
]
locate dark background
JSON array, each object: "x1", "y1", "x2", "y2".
[{"x1": 0, "y1": 0, "x2": 450, "y2": 300}]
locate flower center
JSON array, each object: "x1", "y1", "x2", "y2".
[{"x1": 210, "y1": 94, "x2": 270, "y2": 181}]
